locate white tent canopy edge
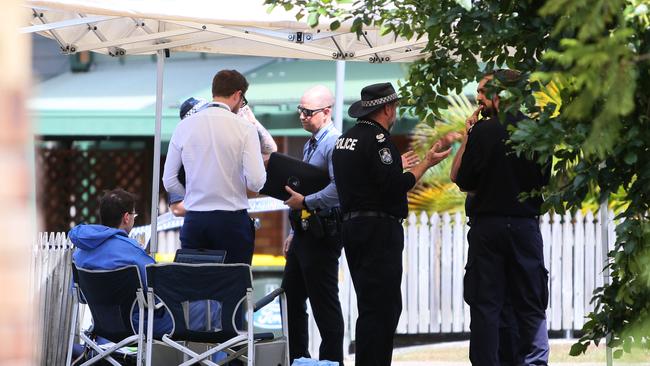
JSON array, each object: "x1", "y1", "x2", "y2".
[{"x1": 23, "y1": 0, "x2": 429, "y2": 253}]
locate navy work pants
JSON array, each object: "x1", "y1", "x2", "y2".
[
  {"x1": 342, "y1": 216, "x2": 404, "y2": 366},
  {"x1": 180, "y1": 210, "x2": 255, "y2": 264},
  {"x1": 282, "y1": 228, "x2": 344, "y2": 365},
  {"x1": 464, "y1": 216, "x2": 549, "y2": 366}
]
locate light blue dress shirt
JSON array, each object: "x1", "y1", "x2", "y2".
[{"x1": 303, "y1": 122, "x2": 341, "y2": 211}]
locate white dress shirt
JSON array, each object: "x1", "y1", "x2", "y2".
[{"x1": 163, "y1": 102, "x2": 266, "y2": 211}]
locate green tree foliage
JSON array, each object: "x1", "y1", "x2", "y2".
[{"x1": 266, "y1": 0, "x2": 650, "y2": 357}]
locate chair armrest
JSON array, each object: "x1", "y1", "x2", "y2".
[{"x1": 254, "y1": 287, "x2": 284, "y2": 312}]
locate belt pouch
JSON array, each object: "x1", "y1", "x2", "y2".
[{"x1": 307, "y1": 214, "x2": 325, "y2": 239}]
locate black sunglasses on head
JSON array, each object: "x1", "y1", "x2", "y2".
[{"x1": 297, "y1": 105, "x2": 330, "y2": 117}]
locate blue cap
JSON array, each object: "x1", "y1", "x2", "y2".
[{"x1": 179, "y1": 97, "x2": 207, "y2": 120}]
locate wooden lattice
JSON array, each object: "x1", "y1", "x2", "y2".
[{"x1": 36, "y1": 141, "x2": 153, "y2": 232}]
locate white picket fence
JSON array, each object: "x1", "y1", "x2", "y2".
[
  {"x1": 33, "y1": 209, "x2": 615, "y2": 360},
  {"x1": 317, "y1": 210, "x2": 616, "y2": 357},
  {"x1": 31, "y1": 232, "x2": 76, "y2": 366}
]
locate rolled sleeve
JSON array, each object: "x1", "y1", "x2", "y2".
[
  {"x1": 243, "y1": 125, "x2": 267, "y2": 192},
  {"x1": 162, "y1": 140, "x2": 186, "y2": 198}
]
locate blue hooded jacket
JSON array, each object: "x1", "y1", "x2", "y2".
[
  {"x1": 69, "y1": 224, "x2": 223, "y2": 342},
  {"x1": 70, "y1": 224, "x2": 154, "y2": 287}
]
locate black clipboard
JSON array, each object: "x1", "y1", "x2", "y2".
[{"x1": 260, "y1": 152, "x2": 330, "y2": 201}]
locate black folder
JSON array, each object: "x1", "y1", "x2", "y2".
[
  {"x1": 260, "y1": 152, "x2": 330, "y2": 201},
  {"x1": 174, "y1": 249, "x2": 226, "y2": 264}
]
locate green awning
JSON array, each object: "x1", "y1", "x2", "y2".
[{"x1": 30, "y1": 57, "x2": 448, "y2": 139}]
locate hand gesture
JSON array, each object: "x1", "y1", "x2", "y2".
[
  {"x1": 466, "y1": 106, "x2": 483, "y2": 133},
  {"x1": 437, "y1": 131, "x2": 463, "y2": 151},
  {"x1": 425, "y1": 141, "x2": 452, "y2": 167},
  {"x1": 401, "y1": 151, "x2": 420, "y2": 169},
  {"x1": 284, "y1": 186, "x2": 305, "y2": 210}
]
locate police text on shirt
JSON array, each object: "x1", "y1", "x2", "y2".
[{"x1": 335, "y1": 137, "x2": 358, "y2": 151}]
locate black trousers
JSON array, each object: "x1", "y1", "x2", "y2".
[
  {"x1": 281, "y1": 227, "x2": 344, "y2": 364},
  {"x1": 464, "y1": 216, "x2": 549, "y2": 366},
  {"x1": 180, "y1": 210, "x2": 255, "y2": 264},
  {"x1": 342, "y1": 216, "x2": 404, "y2": 366}
]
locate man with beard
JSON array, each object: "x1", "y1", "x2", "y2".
[
  {"x1": 163, "y1": 69, "x2": 266, "y2": 264},
  {"x1": 451, "y1": 70, "x2": 551, "y2": 366},
  {"x1": 332, "y1": 82, "x2": 451, "y2": 366}
]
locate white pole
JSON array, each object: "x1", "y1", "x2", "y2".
[
  {"x1": 599, "y1": 198, "x2": 612, "y2": 366},
  {"x1": 149, "y1": 49, "x2": 164, "y2": 254},
  {"x1": 334, "y1": 60, "x2": 346, "y2": 131}
]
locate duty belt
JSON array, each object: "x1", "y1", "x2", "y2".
[{"x1": 342, "y1": 210, "x2": 403, "y2": 223}]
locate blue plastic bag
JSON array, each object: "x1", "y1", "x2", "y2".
[{"x1": 291, "y1": 357, "x2": 339, "y2": 366}]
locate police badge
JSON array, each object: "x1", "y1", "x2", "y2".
[
  {"x1": 378, "y1": 148, "x2": 393, "y2": 164},
  {"x1": 376, "y1": 133, "x2": 386, "y2": 143}
]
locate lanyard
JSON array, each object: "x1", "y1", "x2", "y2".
[
  {"x1": 200, "y1": 102, "x2": 230, "y2": 113},
  {"x1": 303, "y1": 125, "x2": 331, "y2": 163}
]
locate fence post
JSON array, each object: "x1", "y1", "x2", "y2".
[
  {"x1": 573, "y1": 210, "x2": 585, "y2": 330},
  {"x1": 440, "y1": 213, "x2": 453, "y2": 332},
  {"x1": 429, "y1": 212, "x2": 441, "y2": 333},
  {"x1": 562, "y1": 212, "x2": 574, "y2": 337},
  {"x1": 550, "y1": 213, "x2": 563, "y2": 330},
  {"x1": 583, "y1": 211, "x2": 596, "y2": 314},
  {"x1": 418, "y1": 212, "x2": 431, "y2": 333},
  {"x1": 406, "y1": 212, "x2": 419, "y2": 333},
  {"x1": 451, "y1": 212, "x2": 464, "y2": 333}
]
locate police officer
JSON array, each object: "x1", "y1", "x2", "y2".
[
  {"x1": 282, "y1": 85, "x2": 345, "y2": 364},
  {"x1": 451, "y1": 70, "x2": 551, "y2": 366},
  {"x1": 332, "y1": 82, "x2": 451, "y2": 366}
]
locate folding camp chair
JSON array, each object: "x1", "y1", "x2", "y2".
[
  {"x1": 145, "y1": 263, "x2": 289, "y2": 366},
  {"x1": 69, "y1": 263, "x2": 147, "y2": 366}
]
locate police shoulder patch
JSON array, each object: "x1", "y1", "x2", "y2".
[{"x1": 378, "y1": 148, "x2": 393, "y2": 164}]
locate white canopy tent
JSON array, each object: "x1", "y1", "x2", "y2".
[{"x1": 23, "y1": 0, "x2": 429, "y2": 252}]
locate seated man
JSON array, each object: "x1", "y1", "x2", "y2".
[
  {"x1": 69, "y1": 188, "x2": 173, "y2": 337},
  {"x1": 70, "y1": 188, "x2": 231, "y2": 363}
]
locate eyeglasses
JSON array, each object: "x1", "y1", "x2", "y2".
[
  {"x1": 240, "y1": 92, "x2": 248, "y2": 107},
  {"x1": 297, "y1": 105, "x2": 330, "y2": 117},
  {"x1": 129, "y1": 211, "x2": 138, "y2": 219}
]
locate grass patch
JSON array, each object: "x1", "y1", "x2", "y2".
[{"x1": 392, "y1": 341, "x2": 650, "y2": 363}]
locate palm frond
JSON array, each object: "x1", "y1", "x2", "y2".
[{"x1": 407, "y1": 94, "x2": 475, "y2": 213}]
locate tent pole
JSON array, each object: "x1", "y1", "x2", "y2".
[
  {"x1": 149, "y1": 49, "x2": 164, "y2": 254},
  {"x1": 599, "y1": 198, "x2": 612, "y2": 366},
  {"x1": 334, "y1": 60, "x2": 345, "y2": 131}
]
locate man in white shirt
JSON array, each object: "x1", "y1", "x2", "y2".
[{"x1": 163, "y1": 70, "x2": 266, "y2": 264}]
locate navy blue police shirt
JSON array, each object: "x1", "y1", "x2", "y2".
[
  {"x1": 332, "y1": 118, "x2": 416, "y2": 219},
  {"x1": 455, "y1": 112, "x2": 551, "y2": 217}
]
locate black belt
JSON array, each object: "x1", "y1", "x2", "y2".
[{"x1": 342, "y1": 210, "x2": 403, "y2": 223}]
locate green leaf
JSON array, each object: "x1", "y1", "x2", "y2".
[
  {"x1": 569, "y1": 342, "x2": 588, "y2": 356},
  {"x1": 624, "y1": 152, "x2": 637, "y2": 165},
  {"x1": 613, "y1": 349, "x2": 623, "y2": 359},
  {"x1": 330, "y1": 20, "x2": 341, "y2": 31},
  {"x1": 351, "y1": 17, "x2": 363, "y2": 33},
  {"x1": 307, "y1": 12, "x2": 320, "y2": 27}
]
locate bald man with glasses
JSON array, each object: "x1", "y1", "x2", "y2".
[{"x1": 281, "y1": 85, "x2": 346, "y2": 365}]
